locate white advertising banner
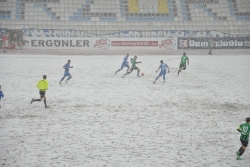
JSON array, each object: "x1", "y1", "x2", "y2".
[
  {"x1": 24, "y1": 37, "x2": 177, "y2": 50},
  {"x1": 92, "y1": 37, "x2": 177, "y2": 50},
  {"x1": 24, "y1": 37, "x2": 92, "y2": 49}
]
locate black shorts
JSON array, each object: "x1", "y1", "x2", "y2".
[
  {"x1": 39, "y1": 91, "x2": 46, "y2": 98},
  {"x1": 241, "y1": 139, "x2": 248, "y2": 147},
  {"x1": 179, "y1": 64, "x2": 186, "y2": 70},
  {"x1": 130, "y1": 66, "x2": 139, "y2": 71}
]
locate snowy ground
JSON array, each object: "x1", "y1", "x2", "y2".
[{"x1": 0, "y1": 54, "x2": 249, "y2": 167}]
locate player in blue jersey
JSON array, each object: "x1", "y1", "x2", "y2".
[
  {"x1": 0, "y1": 85, "x2": 4, "y2": 108},
  {"x1": 59, "y1": 60, "x2": 73, "y2": 85},
  {"x1": 115, "y1": 54, "x2": 130, "y2": 75},
  {"x1": 153, "y1": 60, "x2": 170, "y2": 83}
]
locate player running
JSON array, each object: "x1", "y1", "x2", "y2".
[
  {"x1": 236, "y1": 117, "x2": 250, "y2": 160},
  {"x1": 115, "y1": 54, "x2": 130, "y2": 75},
  {"x1": 60, "y1": 60, "x2": 73, "y2": 85},
  {"x1": 31, "y1": 75, "x2": 49, "y2": 108},
  {"x1": 177, "y1": 52, "x2": 189, "y2": 76},
  {"x1": 0, "y1": 85, "x2": 4, "y2": 108},
  {"x1": 153, "y1": 60, "x2": 170, "y2": 83},
  {"x1": 122, "y1": 56, "x2": 141, "y2": 78}
]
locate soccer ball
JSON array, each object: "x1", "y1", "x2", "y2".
[{"x1": 141, "y1": 73, "x2": 144, "y2": 76}]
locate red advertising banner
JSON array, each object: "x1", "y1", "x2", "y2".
[{"x1": 111, "y1": 41, "x2": 158, "y2": 46}]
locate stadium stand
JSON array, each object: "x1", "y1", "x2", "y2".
[{"x1": 0, "y1": 0, "x2": 249, "y2": 37}]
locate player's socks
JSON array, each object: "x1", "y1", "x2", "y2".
[
  {"x1": 65, "y1": 77, "x2": 71, "y2": 84},
  {"x1": 115, "y1": 70, "x2": 119, "y2": 75},
  {"x1": 239, "y1": 147, "x2": 245, "y2": 156},
  {"x1": 137, "y1": 70, "x2": 140, "y2": 77},
  {"x1": 60, "y1": 77, "x2": 64, "y2": 82},
  {"x1": 30, "y1": 98, "x2": 34, "y2": 104},
  {"x1": 33, "y1": 99, "x2": 40, "y2": 102},
  {"x1": 155, "y1": 76, "x2": 159, "y2": 82},
  {"x1": 236, "y1": 151, "x2": 240, "y2": 156},
  {"x1": 44, "y1": 99, "x2": 48, "y2": 107}
]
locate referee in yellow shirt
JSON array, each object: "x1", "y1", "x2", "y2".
[{"x1": 31, "y1": 75, "x2": 49, "y2": 108}]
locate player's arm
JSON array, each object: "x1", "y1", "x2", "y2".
[
  {"x1": 187, "y1": 57, "x2": 189, "y2": 65},
  {"x1": 135, "y1": 61, "x2": 142, "y2": 64},
  {"x1": 70, "y1": 66, "x2": 73, "y2": 68},
  {"x1": 168, "y1": 66, "x2": 170, "y2": 73},
  {"x1": 63, "y1": 64, "x2": 66, "y2": 69},
  {"x1": 156, "y1": 67, "x2": 160, "y2": 73},
  {"x1": 237, "y1": 125, "x2": 242, "y2": 132}
]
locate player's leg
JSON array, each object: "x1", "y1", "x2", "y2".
[
  {"x1": 126, "y1": 65, "x2": 130, "y2": 72},
  {"x1": 154, "y1": 71, "x2": 163, "y2": 83},
  {"x1": 60, "y1": 75, "x2": 66, "y2": 84},
  {"x1": 122, "y1": 67, "x2": 133, "y2": 78},
  {"x1": 236, "y1": 139, "x2": 248, "y2": 160},
  {"x1": 208, "y1": 48, "x2": 211, "y2": 55},
  {"x1": 163, "y1": 74, "x2": 166, "y2": 82},
  {"x1": 43, "y1": 95, "x2": 49, "y2": 108},
  {"x1": 31, "y1": 91, "x2": 44, "y2": 103},
  {"x1": 153, "y1": 74, "x2": 161, "y2": 83},
  {"x1": 115, "y1": 68, "x2": 121, "y2": 74},
  {"x1": 137, "y1": 67, "x2": 140, "y2": 77},
  {"x1": 67, "y1": 74, "x2": 72, "y2": 81},
  {"x1": 115, "y1": 65, "x2": 124, "y2": 75},
  {"x1": 177, "y1": 64, "x2": 182, "y2": 75},
  {"x1": 65, "y1": 73, "x2": 72, "y2": 83},
  {"x1": 126, "y1": 67, "x2": 134, "y2": 75},
  {"x1": 183, "y1": 64, "x2": 187, "y2": 70}
]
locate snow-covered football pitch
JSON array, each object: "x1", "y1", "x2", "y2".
[{"x1": 0, "y1": 54, "x2": 249, "y2": 167}]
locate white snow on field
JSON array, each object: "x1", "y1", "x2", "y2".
[{"x1": 0, "y1": 55, "x2": 250, "y2": 167}]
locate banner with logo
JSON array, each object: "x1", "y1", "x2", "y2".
[
  {"x1": 178, "y1": 37, "x2": 250, "y2": 49},
  {"x1": 24, "y1": 37, "x2": 177, "y2": 50},
  {"x1": 92, "y1": 37, "x2": 177, "y2": 50}
]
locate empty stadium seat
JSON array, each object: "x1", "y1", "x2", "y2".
[{"x1": 0, "y1": 0, "x2": 249, "y2": 36}]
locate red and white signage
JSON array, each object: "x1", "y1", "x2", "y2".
[{"x1": 24, "y1": 37, "x2": 177, "y2": 50}]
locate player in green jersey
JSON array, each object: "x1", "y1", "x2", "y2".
[
  {"x1": 122, "y1": 56, "x2": 141, "y2": 78},
  {"x1": 208, "y1": 38, "x2": 213, "y2": 55},
  {"x1": 236, "y1": 117, "x2": 250, "y2": 160},
  {"x1": 177, "y1": 52, "x2": 189, "y2": 76}
]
